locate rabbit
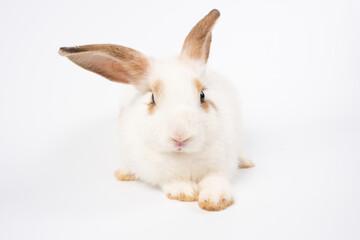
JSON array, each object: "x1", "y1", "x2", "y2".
[{"x1": 59, "y1": 9, "x2": 254, "y2": 211}]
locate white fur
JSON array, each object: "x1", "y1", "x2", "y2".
[{"x1": 116, "y1": 57, "x2": 243, "y2": 207}]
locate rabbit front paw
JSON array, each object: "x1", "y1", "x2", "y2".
[
  {"x1": 114, "y1": 168, "x2": 137, "y2": 181},
  {"x1": 238, "y1": 157, "x2": 255, "y2": 168},
  {"x1": 198, "y1": 191, "x2": 234, "y2": 211},
  {"x1": 163, "y1": 181, "x2": 199, "y2": 202},
  {"x1": 198, "y1": 176, "x2": 233, "y2": 211}
]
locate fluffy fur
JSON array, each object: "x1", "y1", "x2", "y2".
[{"x1": 59, "y1": 9, "x2": 253, "y2": 211}]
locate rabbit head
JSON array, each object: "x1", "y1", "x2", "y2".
[{"x1": 59, "y1": 9, "x2": 221, "y2": 154}]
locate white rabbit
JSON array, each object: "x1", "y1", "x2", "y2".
[{"x1": 59, "y1": 9, "x2": 254, "y2": 211}]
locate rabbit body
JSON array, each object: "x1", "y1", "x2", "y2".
[{"x1": 59, "y1": 9, "x2": 253, "y2": 211}]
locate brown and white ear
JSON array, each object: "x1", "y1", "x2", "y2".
[
  {"x1": 58, "y1": 44, "x2": 149, "y2": 89},
  {"x1": 180, "y1": 9, "x2": 220, "y2": 63}
]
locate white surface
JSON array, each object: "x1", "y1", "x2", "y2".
[{"x1": 1, "y1": 0, "x2": 359, "y2": 239}]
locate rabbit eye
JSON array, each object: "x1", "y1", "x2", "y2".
[
  {"x1": 200, "y1": 91, "x2": 205, "y2": 103},
  {"x1": 151, "y1": 93, "x2": 155, "y2": 104}
]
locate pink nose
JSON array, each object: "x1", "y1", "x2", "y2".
[{"x1": 171, "y1": 137, "x2": 190, "y2": 148}]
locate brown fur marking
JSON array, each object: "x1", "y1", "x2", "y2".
[
  {"x1": 166, "y1": 193, "x2": 198, "y2": 202},
  {"x1": 114, "y1": 169, "x2": 137, "y2": 181},
  {"x1": 198, "y1": 197, "x2": 234, "y2": 211},
  {"x1": 151, "y1": 80, "x2": 164, "y2": 96},
  {"x1": 201, "y1": 102, "x2": 209, "y2": 112},
  {"x1": 147, "y1": 102, "x2": 155, "y2": 115},
  {"x1": 194, "y1": 78, "x2": 217, "y2": 113},
  {"x1": 194, "y1": 78, "x2": 203, "y2": 93},
  {"x1": 207, "y1": 100, "x2": 217, "y2": 111},
  {"x1": 181, "y1": 9, "x2": 220, "y2": 62},
  {"x1": 147, "y1": 80, "x2": 164, "y2": 115},
  {"x1": 238, "y1": 158, "x2": 255, "y2": 168},
  {"x1": 201, "y1": 99, "x2": 217, "y2": 112}
]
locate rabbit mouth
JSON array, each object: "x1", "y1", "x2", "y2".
[
  {"x1": 175, "y1": 143, "x2": 186, "y2": 152},
  {"x1": 176, "y1": 145, "x2": 185, "y2": 151}
]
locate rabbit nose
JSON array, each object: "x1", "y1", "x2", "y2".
[
  {"x1": 171, "y1": 137, "x2": 190, "y2": 148},
  {"x1": 170, "y1": 130, "x2": 191, "y2": 144},
  {"x1": 171, "y1": 136, "x2": 190, "y2": 144}
]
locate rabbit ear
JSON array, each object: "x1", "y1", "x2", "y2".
[
  {"x1": 59, "y1": 44, "x2": 149, "y2": 88},
  {"x1": 180, "y1": 9, "x2": 220, "y2": 63}
]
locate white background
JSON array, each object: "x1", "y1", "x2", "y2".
[{"x1": 1, "y1": 0, "x2": 359, "y2": 239}]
